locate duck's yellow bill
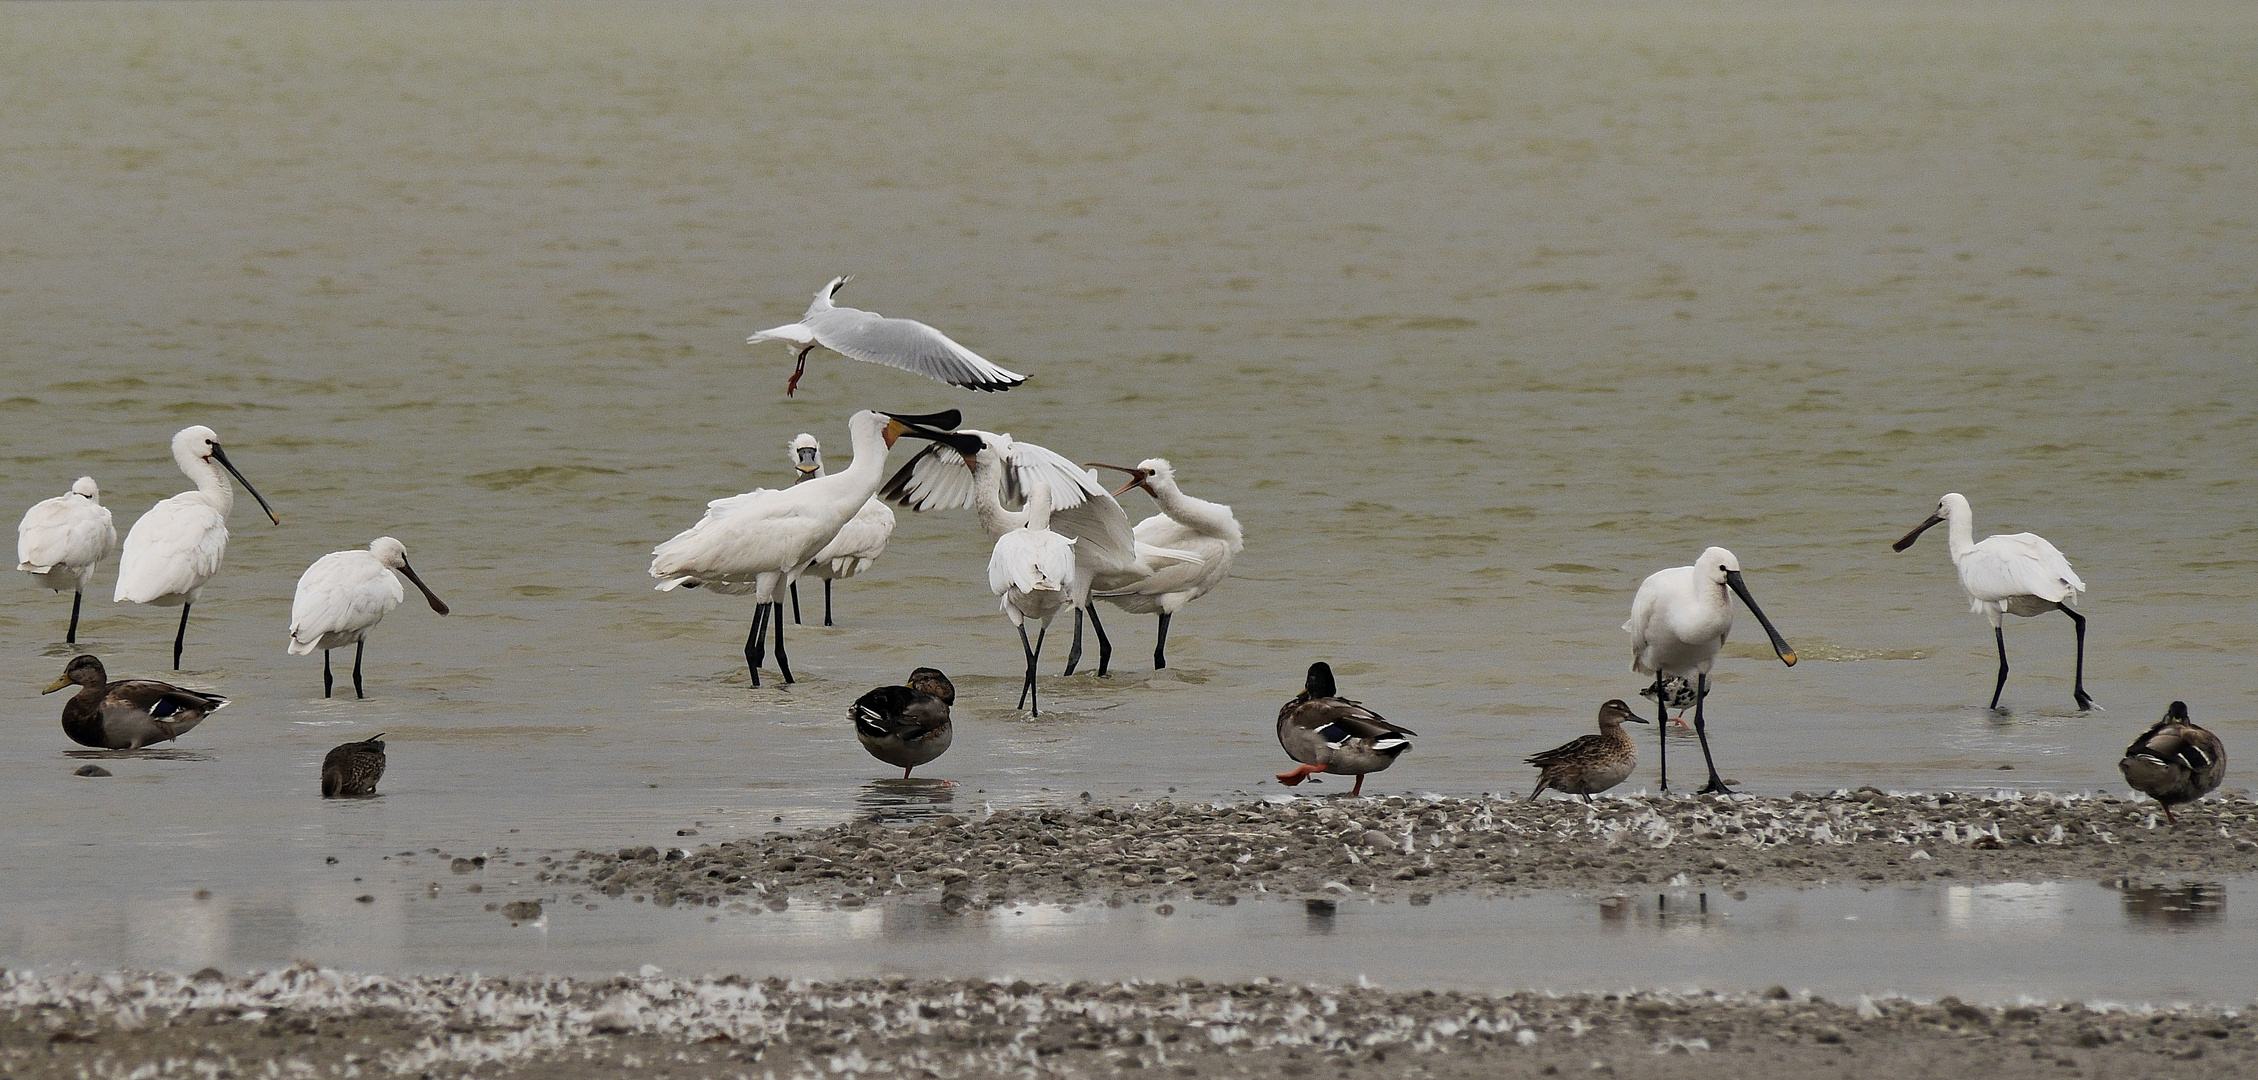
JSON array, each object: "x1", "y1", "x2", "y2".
[{"x1": 43, "y1": 675, "x2": 71, "y2": 694}]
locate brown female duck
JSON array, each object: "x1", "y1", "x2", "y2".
[
  {"x1": 322, "y1": 733, "x2": 387, "y2": 798},
  {"x1": 43, "y1": 653, "x2": 227, "y2": 750},
  {"x1": 2119, "y1": 701, "x2": 2225, "y2": 824},
  {"x1": 1527, "y1": 699, "x2": 1648, "y2": 802},
  {"x1": 1275, "y1": 662, "x2": 1415, "y2": 797}
]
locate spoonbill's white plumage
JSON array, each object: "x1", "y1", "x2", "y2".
[
  {"x1": 17, "y1": 476, "x2": 117, "y2": 643},
  {"x1": 988, "y1": 481, "x2": 1077, "y2": 716},
  {"x1": 784, "y1": 433, "x2": 896, "y2": 627},
  {"x1": 1085, "y1": 458, "x2": 1242, "y2": 670},
  {"x1": 650, "y1": 409, "x2": 972, "y2": 685},
  {"x1": 287, "y1": 537, "x2": 451, "y2": 699},
  {"x1": 112, "y1": 426, "x2": 280, "y2": 669},
  {"x1": 882, "y1": 429, "x2": 1190, "y2": 676},
  {"x1": 1893, "y1": 492, "x2": 2093, "y2": 712},
  {"x1": 1623, "y1": 546, "x2": 1797, "y2": 794},
  {"x1": 747, "y1": 276, "x2": 1027, "y2": 397}
]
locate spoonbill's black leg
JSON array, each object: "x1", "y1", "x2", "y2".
[
  {"x1": 746, "y1": 604, "x2": 770, "y2": 687},
  {"x1": 823, "y1": 579, "x2": 834, "y2": 627},
  {"x1": 790, "y1": 582, "x2": 802, "y2": 625},
  {"x1": 323, "y1": 650, "x2": 335, "y2": 698},
  {"x1": 1692, "y1": 672, "x2": 1733, "y2": 795},
  {"x1": 772, "y1": 601, "x2": 793, "y2": 684},
  {"x1": 1653, "y1": 672, "x2": 1670, "y2": 791},
  {"x1": 1088, "y1": 604, "x2": 1114, "y2": 678},
  {"x1": 66, "y1": 589, "x2": 82, "y2": 644},
  {"x1": 1064, "y1": 609, "x2": 1085, "y2": 676},
  {"x1": 1153, "y1": 612, "x2": 1172, "y2": 670},
  {"x1": 1990, "y1": 625, "x2": 2010, "y2": 710},
  {"x1": 172, "y1": 604, "x2": 192, "y2": 670},
  {"x1": 2061, "y1": 603, "x2": 2092, "y2": 710},
  {"x1": 1017, "y1": 625, "x2": 1037, "y2": 710},
  {"x1": 1030, "y1": 624, "x2": 1049, "y2": 717},
  {"x1": 353, "y1": 639, "x2": 366, "y2": 700}
]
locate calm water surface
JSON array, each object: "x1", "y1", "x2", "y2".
[{"x1": 0, "y1": 2, "x2": 2253, "y2": 958}]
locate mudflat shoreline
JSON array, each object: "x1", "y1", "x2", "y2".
[
  {"x1": 541, "y1": 791, "x2": 2258, "y2": 912},
  {"x1": 6, "y1": 968, "x2": 2256, "y2": 1080}
]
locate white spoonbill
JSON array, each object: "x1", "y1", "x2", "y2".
[
  {"x1": 650, "y1": 409, "x2": 974, "y2": 685},
  {"x1": 882, "y1": 429, "x2": 1192, "y2": 676},
  {"x1": 1084, "y1": 458, "x2": 1243, "y2": 670},
  {"x1": 784, "y1": 433, "x2": 896, "y2": 627},
  {"x1": 989, "y1": 483, "x2": 1077, "y2": 717},
  {"x1": 1624, "y1": 546, "x2": 1797, "y2": 794},
  {"x1": 1893, "y1": 492, "x2": 2093, "y2": 712},
  {"x1": 747, "y1": 276, "x2": 1028, "y2": 397},
  {"x1": 287, "y1": 537, "x2": 452, "y2": 699},
  {"x1": 17, "y1": 476, "x2": 117, "y2": 643},
  {"x1": 113, "y1": 426, "x2": 281, "y2": 669}
]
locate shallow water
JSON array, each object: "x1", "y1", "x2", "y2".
[
  {"x1": 0, "y1": 1, "x2": 2254, "y2": 936},
  {"x1": 9, "y1": 875, "x2": 2257, "y2": 1007}
]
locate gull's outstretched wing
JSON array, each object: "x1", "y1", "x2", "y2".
[{"x1": 805, "y1": 306, "x2": 1027, "y2": 392}]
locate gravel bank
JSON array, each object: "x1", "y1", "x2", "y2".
[
  {"x1": 6, "y1": 968, "x2": 2255, "y2": 1080},
  {"x1": 542, "y1": 791, "x2": 2258, "y2": 911}
]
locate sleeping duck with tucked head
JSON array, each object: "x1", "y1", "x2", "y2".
[{"x1": 44, "y1": 653, "x2": 228, "y2": 750}]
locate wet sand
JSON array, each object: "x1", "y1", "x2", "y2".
[
  {"x1": 546, "y1": 791, "x2": 2258, "y2": 911},
  {"x1": 6, "y1": 968, "x2": 2254, "y2": 1079}
]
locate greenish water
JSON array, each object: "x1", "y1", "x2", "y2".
[{"x1": 0, "y1": 2, "x2": 2251, "y2": 919}]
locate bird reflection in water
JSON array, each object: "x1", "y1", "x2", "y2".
[
  {"x1": 1598, "y1": 892, "x2": 1723, "y2": 933},
  {"x1": 2116, "y1": 880, "x2": 2224, "y2": 929},
  {"x1": 855, "y1": 777, "x2": 957, "y2": 824}
]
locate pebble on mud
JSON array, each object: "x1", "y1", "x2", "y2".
[
  {"x1": 10, "y1": 968, "x2": 2257, "y2": 1080},
  {"x1": 73, "y1": 764, "x2": 112, "y2": 777}
]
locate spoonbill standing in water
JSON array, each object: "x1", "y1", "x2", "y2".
[
  {"x1": 17, "y1": 476, "x2": 117, "y2": 643},
  {"x1": 747, "y1": 276, "x2": 1028, "y2": 397},
  {"x1": 1085, "y1": 458, "x2": 1242, "y2": 670},
  {"x1": 113, "y1": 426, "x2": 281, "y2": 669},
  {"x1": 288, "y1": 537, "x2": 452, "y2": 699},
  {"x1": 881, "y1": 429, "x2": 1190, "y2": 676},
  {"x1": 1624, "y1": 546, "x2": 1797, "y2": 794},
  {"x1": 988, "y1": 483, "x2": 1077, "y2": 717},
  {"x1": 1893, "y1": 492, "x2": 2093, "y2": 712},
  {"x1": 783, "y1": 433, "x2": 896, "y2": 627},
  {"x1": 650, "y1": 410, "x2": 974, "y2": 685}
]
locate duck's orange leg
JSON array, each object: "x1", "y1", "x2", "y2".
[
  {"x1": 1348, "y1": 773, "x2": 1366, "y2": 797},
  {"x1": 1276, "y1": 763, "x2": 1327, "y2": 786}
]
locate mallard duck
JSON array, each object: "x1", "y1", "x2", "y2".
[
  {"x1": 852, "y1": 667, "x2": 955, "y2": 778},
  {"x1": 43, "y1": 653, "x2": 227, "y2": 750},
  {"x1": 1274, "y1": 662, "x2": 1415, "y2": 797},
  {"x1": 2119, "y1": 701, "x2": 2224, "y2": 824},
  {"x1": 1527, "y1": 700, "x2": 1648, "y2": 803},
  {"x1": 322, "y1": 733, "x2": 387, "y2": 798}
]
